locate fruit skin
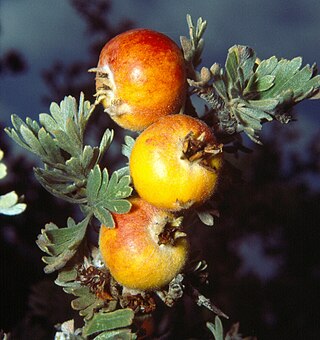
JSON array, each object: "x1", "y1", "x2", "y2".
[
  {"x1": 129, "y1": 114, "x2": 223, "y2": 211},
  {"x1": 99, "y1": 198, "x2": 188, "y2": 290},
  {"x1": 95, "y1": 28, "x2": 187, "y2": 131}
]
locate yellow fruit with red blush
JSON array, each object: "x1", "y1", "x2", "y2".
[
  {"x1": 93, "y1": 28, "x2": 187, "y2": 131},
  {"x1": 99, "y1": 197, "x2": 188, "y2": 290},
  {"x1": 129, "y1": 114, "x2": 223, "y2": 211}
]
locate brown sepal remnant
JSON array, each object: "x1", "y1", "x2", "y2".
[
  {"x1": 182, "y1": 131, "x2": 223, "y2": 171},
  {"x1": 76, "y1": 264, "x2": 115, "y2": 301},
  {"x1": 120, "y1": 293, "x2": 157, "y2": 314},
  {"x1": 158, "y1": 217, "x2": 186, "y2": 246},
  {"x1": 88, "y1": 67, "x2": 111, "y2": 104}
]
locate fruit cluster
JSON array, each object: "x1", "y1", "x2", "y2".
[{"x1": 94, "y1": 29, "x2": 223, "y2": 291}]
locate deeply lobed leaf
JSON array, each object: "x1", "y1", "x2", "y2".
[
  {"x1": 86, "y1": 165, "x2": 132, "y2": 226},
  {"x1": 82, "y1": 309, "x2": 135, "y2": 337},
  {"x1": 36, "y1": 217, "x2": 89, "y2": 273}
]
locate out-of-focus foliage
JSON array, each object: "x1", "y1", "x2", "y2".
[{"x1": 0, "y1": 149, "x2": 26, "y2": 216}]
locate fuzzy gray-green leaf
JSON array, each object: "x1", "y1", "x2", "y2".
[
  {"x1": 38, "y1": 127, "x2": 65, "y2": 164},
  {"x1": 20, "y1": 125, "x2": 46, "y2": 157},
  {"x1": 86, "y1": 166, "x2": 132, "y2": 224},
  {"x1": 26, "y1": 117, "x2": 40, "y2": 134},
  {"x1": 36, "y1": 217, "x2": 89, "y2": 273},
  {"x1": 93, "y1": 206, "x2": 114, "y2": 227},
  {"x1": 122, "y1": 135, "x2": 135, "y2": 159},
  {"x1": 206, "y1": 316, "x2": 224, "y2": 340},
  {"x1": 54, "y1": 130, "x2": 80, "y2": 156},
  {"x1": 83, "y1": 309, "x2": 135, "y2": 337},
  {"x1": 99, "y1": 129, "x2": 114, "y2": 156},
  {"x1": 248, "y1": 98, "x2": 278, "y2": 111},
  {"x1": 93, "y1": 329, "x2": 136, "y2": 340},
  {"x1": 49, "y1": 101, "x2": 64, "y2": 129},
  {"x1": 87, "y1": 165, "x2": 103, "y2": 202},
  {"x1": 39, "y1": 113, "x2": 58, "y2": 134}
]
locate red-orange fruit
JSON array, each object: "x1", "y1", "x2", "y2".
[
  {"x1": 94, "y1": 28, "x2": 187, "y2": 131},
  {"x1": 99, "y1": 198, "x2": 188, "y2": 290}
]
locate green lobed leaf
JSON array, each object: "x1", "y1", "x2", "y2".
[
  {"x1": 55, "y1": 267, "x2": 78, "y2": 285},
  {"x1": 99, "y1": 129, "x2": 114, "y2": 158},
  {"x1": 121, "y1": 135, "x2": 135, "y2": 159},
  {"x1": 36, "y1": 217, "x2": 89, "y2": 273},
  {"x1": 246, "y1": 74, "x2": 275, "y2": 93},
  {"x1": 181, "y1": 14, "x2": 207, "y2": 73},
  {"x1": 26, "y1": 117, "x2": 41, "y2": 134},
  {"x1": 225, "y1": 45, "x2": 256, "y2": 91},
  {"x1": 93, "y1": 329, "x2": 136, "y2": 340},
  {"x1": 66, "y1": 285, "x2": 106, "y2": 321},
  {"x1": 37, "y1": 127, "x2": 65, "y2": 164},
  {"x1": 34, "y1": 168, "x2": 87, "y2": 204},
  {"x1": 86, "y1": 166, "x2": 132, "y2": 226},
  {"x1": 116, "y1": 166, "x2": 130, "y2": 179},
  {"x1": 81, "y1": 145, "x2": 97, "y2": 171},
  {"x1": 83, "y1": 309, "x2": 135, "y2": 337},
  {"x1": 206, "y1": 316, "x2": 224, "y2": 340},
  {"x1": 94, "y1": 206, "x2": 115, "y2": 227},
  {"x1": 87, "y1": 165, "x2": 105, "y2": 202},
  {"x1": 20, "y1": 125, "x2": 46, "y2": 157},
  {"x1": 6, "y1": 94, "x2": 109, "y2": 204},
  {"x1": 199, "y1": 45, "x2": 320, "y2": 144},
  {"x1": 258, "y1": 57, "x2": 320, "y2": 102},
  {"x1": 78, "y1": 92, "x2": 94, "y2": 135}
]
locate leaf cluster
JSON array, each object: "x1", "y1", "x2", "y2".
[
  {"x1": 180, "y1": 14, "x2": 207, "y2": 79},
  {"x1": 54, "y1": 259, "x2": 136, "y2": 339},
  {"x1": 5, "y1": 93, "x2": 134, "y2": 335},
  {"x1": 188, "y1": 41, "x2": 320, "y2": 143},
  {"x1": 5, "y1": 93, "x2": 132, "y2": 222},
  {"x1": 5, "y1": 93, "x2": 111, "y2": 202}
]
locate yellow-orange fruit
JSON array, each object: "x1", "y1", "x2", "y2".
[
  {"x1": 99, "y1": 198, "x2": 188, "y2": 290},
  {"x1": 130, "y1": 114, "x2": 223, "y2": 211},
  {"x1": 95, "y1": 28, "x2": 187, "y2": 131}
]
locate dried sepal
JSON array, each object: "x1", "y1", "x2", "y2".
[
  {"x1": 76, "y1": 257, "x2": 117, "y2": 301},
  {"x1": 181, "y1": 131, "x2": 223, "y2": 170},
  {"x1": 157, "y1": 216, "x2": 186, "y2": 246},
  {"x1": 120, "y1": 292, "x2": 157, "y2": 314},
  {"x1": 156, "y1": 274, "x2": 185, "y2": 307},
  {"x1": 56, "y1": 271, "x2": 115, "y2": 321}
]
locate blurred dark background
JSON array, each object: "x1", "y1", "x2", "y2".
[{"x1": 1, "y1": 0, "x2": 320, "y2": 339}]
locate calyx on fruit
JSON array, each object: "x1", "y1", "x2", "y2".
[
  {"x1": 129, "y1": 114, "x2": 223, "y2": 211},
  {"x1": 90, "y1": 28, "x2": 187, "y2": 131},
  {"x1": 99, "y1": 198, "x2": 188, "y2": 291}
]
